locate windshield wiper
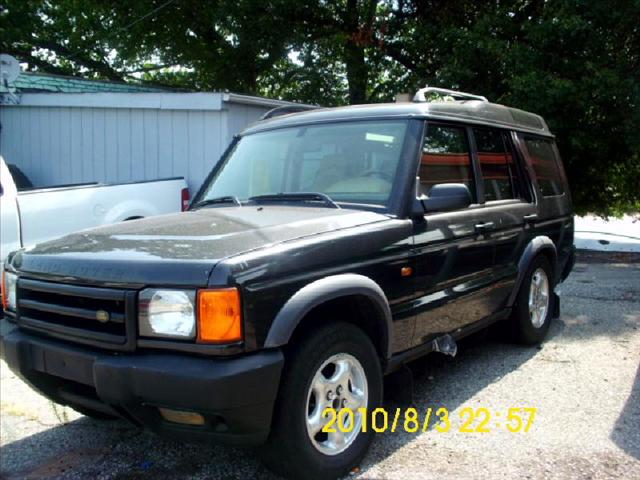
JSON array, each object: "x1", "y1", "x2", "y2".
[
  {"x1": 248, "y1": 192, "x2": 340, "y2": 209},
  {"x1": 189, "y1": 196, "x2": 242, "y2": 210}
]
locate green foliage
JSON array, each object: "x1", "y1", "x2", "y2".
[
  {"x1": 259, "y1": 46, "x2": 349, "y2": 107},
  {"x1": 2, "y1": 0, "x2": 638, "y2": 215}
]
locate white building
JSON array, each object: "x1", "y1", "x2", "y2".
[{"x1": 0, "y1": 73, "x2": 303, "y2": 193}]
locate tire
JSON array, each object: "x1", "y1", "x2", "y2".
[
  {"x1": 511, "y1": 255, "x2": 554, "y2": 345},
  {"x1": 259, "y1": 322, "x2": 383, "y2": 480}
]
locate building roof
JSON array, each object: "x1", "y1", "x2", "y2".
[
  {"x1": 0, "y1": 71, "x2": 169, "y2": 94},
  {"x1": 0, "y1": 72, "x2": 313, "y2": 112},
  {"x1": 243, "y1": 100, "x2": 552, "y2": 136},
  {"x1": 0, "y1": 90, "x2": 310, "y2": 111}
]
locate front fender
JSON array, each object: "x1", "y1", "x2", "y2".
[{"x1": 264, "y1": 274, "x2": 393, "y2": 358}]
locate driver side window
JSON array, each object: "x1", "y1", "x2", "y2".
[{"x1": 420, "y1": 124, "x2": 475, "y2": 202}]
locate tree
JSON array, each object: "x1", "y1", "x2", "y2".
[
  {"x1": 1, "y1": 0, "x2": 126, "y2": 81},
  {"x1": 1, "y1": 0, "x2": 307, "y2": 92}
]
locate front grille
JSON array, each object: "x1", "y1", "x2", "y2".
[{"x1": 16, "y1": 278, "x2": 136, "y2": 350}]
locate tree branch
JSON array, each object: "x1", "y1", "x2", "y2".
[
  {"x1": 34, "y1": 40, "x2": 124, "y2": 81},
  {"x1": 6, "y1": 48, "x2": 73, "y2": 76},
  {"x1": 124, "y1": 64, "x2": 180, "y2": 74}
]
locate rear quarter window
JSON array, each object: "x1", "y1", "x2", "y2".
[{"x1": 523, "y1": 137, "x2": 565, "y2": 197}]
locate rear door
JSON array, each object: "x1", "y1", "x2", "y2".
[
  {"x1": 470, "y1": 127, "x2": 535, "y2": 309},
  {"x1": 410, "y1": 123, "x2": 495, "y2": 347},
  {"x1": 515, "y1": 134, "x2": 574, "y2": 270}
]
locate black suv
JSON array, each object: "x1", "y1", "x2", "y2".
[{"x1": 1, "y1": 88, "x2": 574, "y2": 480}]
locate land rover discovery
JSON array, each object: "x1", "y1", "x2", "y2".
[{"x1": 1, "y1": 88, "x2": 575, "y2": 479}]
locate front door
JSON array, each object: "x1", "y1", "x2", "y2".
[{"x1": 410, "y1": 123, "x2": 495, "y2": 347}]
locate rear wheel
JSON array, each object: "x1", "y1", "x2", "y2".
[
  {"x1": 511, "y1": 256, "x2": 554, "y2": 344},
  {"x1": 260, "y1": 322, "x2": 382, "y2": 480}
]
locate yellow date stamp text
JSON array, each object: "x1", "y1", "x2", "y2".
[{"x1": 321, "y1": 407, "x2": 537, "y2": 434}]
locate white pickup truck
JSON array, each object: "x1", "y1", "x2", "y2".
[{"x1": 0, "y1": 156, "x2": 189, "y2": 262}]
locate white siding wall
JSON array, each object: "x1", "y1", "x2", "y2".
[{"x1": 0, "y1": 93, "x2": 279, "y2": 193}]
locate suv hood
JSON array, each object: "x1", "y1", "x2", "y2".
[{"x1": 11, "y1": 206, "x2": 388, "y2": 287}]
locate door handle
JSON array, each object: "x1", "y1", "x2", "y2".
[
  {"x1": 474, "y1": 221, "x2": 495, "y2": 233},
  {"x1": 523, "y1": 214, "x2": 538, "y2": 223}
]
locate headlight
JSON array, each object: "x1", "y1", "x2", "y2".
[
  {"x1": 139, "y1": 289, "x2": 196, "y2": 339},
  {"x1": 1, "y1": 270, "x2": 17, "y2": 311}
]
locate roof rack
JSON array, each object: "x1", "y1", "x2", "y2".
[
  {"x1": 413, "y1": 87, "x2": 488, "y2": 103},
  {"x1": 260, "y1": 104, "x2": 319, "y2": 120}
]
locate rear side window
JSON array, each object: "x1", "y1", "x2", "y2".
[
  {"x1": 420, "y1": 124, "x2": 475, "y2": 201},
  {"x1": 473, "y1": 128, "x2": 521, "y2": 201},
  {"x1": 524, "y1": 137, "x2": 565, "y2": 197}
]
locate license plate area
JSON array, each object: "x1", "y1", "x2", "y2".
[{"x1": 29, "y1": 343, "x2": 97, "y2": 386}]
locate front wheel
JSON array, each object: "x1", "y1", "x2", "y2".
[{"x1": 259, "y1": 322, "x2": 382, "y2": 480}]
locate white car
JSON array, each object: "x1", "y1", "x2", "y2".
[{"x1": 0, "y1": 156, "x2": 189, "y2": 262}]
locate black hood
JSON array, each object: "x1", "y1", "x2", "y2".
[{"x1": 11, "y1": 206, "x2": 388, "y2": 287}]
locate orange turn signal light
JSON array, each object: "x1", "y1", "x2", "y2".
[{"x1": 197, "y1": 288, "x2": 242, "y2": 343}]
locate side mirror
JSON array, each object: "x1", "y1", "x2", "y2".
[{"x1": 414, "y1": 183, "x2": 472, "y2": 215}]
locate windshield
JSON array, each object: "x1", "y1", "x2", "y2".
[{"x1": 198, "y1": 120, "x2": 408, "y2": 209}]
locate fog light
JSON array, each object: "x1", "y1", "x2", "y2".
[{"x1": 158, "y1": 407, "x2": 205, "y2": 426}]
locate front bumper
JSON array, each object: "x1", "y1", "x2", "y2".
[{"x1": 0, "y1": 321, "x2": 283, "y2": 446}]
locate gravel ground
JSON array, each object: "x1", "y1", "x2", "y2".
[{"x1": 1, "y1": 255, "x2": 639, "y2": 479}]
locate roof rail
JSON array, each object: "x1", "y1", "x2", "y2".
[
  {"x1": 413, "y1": 87, "x2": 488, "y2": 103},
  {"x1": 260, "y1": 104, "x2": 319, "y2": 120}
]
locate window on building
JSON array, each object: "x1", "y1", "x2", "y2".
[
  {"x1": 474, "y1": 128, "x2": 521, "y2": 201},
  {"x1": 524, "y1": 137, "x2": 565, "y2": 197},
  {"x1": 420, "y1": 124, "x2": 475, "y2": 201}
]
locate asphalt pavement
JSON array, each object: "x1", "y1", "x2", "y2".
[{"x1": 1, "y1": 253, "x2": 639, "y2": 479}]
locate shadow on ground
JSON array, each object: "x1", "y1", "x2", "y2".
[{"x1": 611, "y1": 362, "x2": 640, "y2": 460}]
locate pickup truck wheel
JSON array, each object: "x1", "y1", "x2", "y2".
[
  {"x1": 259, "y1": 322, "x2": 382, "y2": 480},
  {"x1": 511, "y1": 256, "x2": 554, "y2": 345}
]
